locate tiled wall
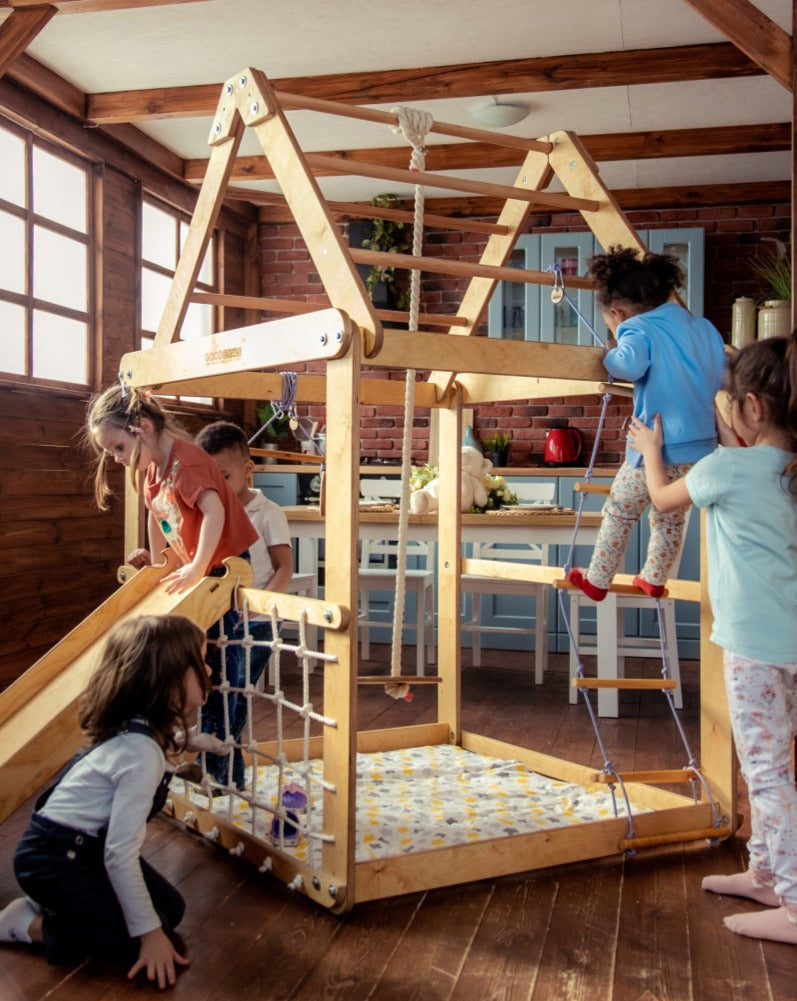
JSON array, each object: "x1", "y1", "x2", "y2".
[{"x1": 260, "y1": 199, "x2": 790, "y2": 466}]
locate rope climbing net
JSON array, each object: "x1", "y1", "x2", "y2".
[{"x1": 173, "y1": 601, "x2": 338, "y2": 869}]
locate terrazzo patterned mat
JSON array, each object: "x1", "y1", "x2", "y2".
[{"x1": 173, "y1": 744, "x2": 643, "y2": 867}]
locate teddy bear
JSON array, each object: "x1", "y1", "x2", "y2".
[{"x1": 410, "y1": 445, "x2": 492, "y2": 514}]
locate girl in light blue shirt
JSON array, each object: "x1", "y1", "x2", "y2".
[{"x1": 628, "y1": 331, "x2": 797, "y2": 947}]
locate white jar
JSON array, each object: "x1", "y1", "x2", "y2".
[
  {"x1": 731, "y1": 296, "x2": 756, "y2": 348},
  {"x1": 757, "y1": 299, "x2": 791, "y2": 340}
]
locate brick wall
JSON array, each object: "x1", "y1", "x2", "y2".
[{"x1": 259, "y1": 198, "x2": 790, "y2": 467}]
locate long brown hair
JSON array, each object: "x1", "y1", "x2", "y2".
[
  {"x1": 85, "y1": 385, "x2": 189, "y2": 510},
  {"x1": 78, "y1": 614, "x2": 210, "y2": 753},
  {"x1": 727, "y1": 329, "x2": 797, "y2": 495}
]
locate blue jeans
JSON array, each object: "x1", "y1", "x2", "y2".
[{"x1": 202, "y1": 611, "x2": 273, "y2": 788}]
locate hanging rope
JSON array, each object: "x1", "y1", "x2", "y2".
[{"x1": 382, "y1": 106, "x2": 433, "y2": 701}]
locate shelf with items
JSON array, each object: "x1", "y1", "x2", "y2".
[{"x1": 488, "y1": 228, "x2": 705, "y2": 344}]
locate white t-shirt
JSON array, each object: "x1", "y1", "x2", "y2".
[{"x1": 244, "y1": 490, "x2": 291, "y2": 590}]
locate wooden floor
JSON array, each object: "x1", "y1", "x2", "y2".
[{"x1": 1, "y1": 647, "x2": 793, "y2": 1001}]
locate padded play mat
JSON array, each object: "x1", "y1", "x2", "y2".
[{"x1": 173, "y1": 743, "x2": 642, "y2": 867}]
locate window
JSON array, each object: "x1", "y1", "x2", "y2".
[
  {"x1": 0, "y1": 121, "x2": 93, "y2": 387},
  {"x1": 140, "y1": 198, "x2": 216, "y2": 405}
]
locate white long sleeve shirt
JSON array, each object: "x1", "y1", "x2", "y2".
[{"x1": 39, "y1": 731, "x2": 167, "y2": 937}]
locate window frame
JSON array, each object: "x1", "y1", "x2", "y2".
[{"x1": 0, "y1": 118, "x2": 97, "y2": 392}]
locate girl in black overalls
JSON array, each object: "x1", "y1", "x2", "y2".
[{"x1": 0, "y1": 614, "x2": 213, "y2": 989}]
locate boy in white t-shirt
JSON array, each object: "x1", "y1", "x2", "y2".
[{"x1": 195, "y1": 421, "x2": 294, "y2": 786}]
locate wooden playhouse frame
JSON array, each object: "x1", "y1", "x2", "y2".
[{"x1": 111, "y1": 67, "x2": 734, "y2": 914}]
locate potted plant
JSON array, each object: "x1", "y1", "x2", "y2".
[
  {"x1": 357, "y1": 193, "x2": 411, "y2": 311},
  {"x1": 253, "y1": 402, "x2": 294, "y2": 457},
  {"x1": 482, "y1": 431, "x2": 512, "y2": 468},
  {"x1": 752, "y1": 243, "x2": 791, "y2": 339}
]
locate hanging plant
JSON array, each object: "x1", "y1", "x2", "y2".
[{"x1": 361, "y1": 193, "x2": 411, "y2": 311}]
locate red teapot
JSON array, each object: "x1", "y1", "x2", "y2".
[{"x1": 543, "y1": 422, "x2": 583, "y2": 466}]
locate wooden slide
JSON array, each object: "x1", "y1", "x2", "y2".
[{"x1": 0, "y1": 553, "x2": 251, "y2": 824}]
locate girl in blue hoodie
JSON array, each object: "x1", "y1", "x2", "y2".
[{"x1": 568, "y1": 246, "x2": 726, "y2": 602}]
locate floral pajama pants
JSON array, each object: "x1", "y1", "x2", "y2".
[
  {"x1": 724, "y1": 650, "x2": 797, "y2": 919},
  {"x1": 586, "y1": 460, "x2": 692, "y2": 589}
]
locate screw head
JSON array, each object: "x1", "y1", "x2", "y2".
[
  {"x1": 320, "y1": 333, "x2": 328, "y2": 345},
  {"x1": 239, "y1": 75, "x2": 248, "y2": 87},
  {"x1": 213, "y1": 122, "x2": 222, "y2": 135},
  {"x1": 312, "y1": 876, "x2": 321, "y2": 890},
  {"x1": 328, "y1": 884, "x2": 337, "y2": 898},
  {"x1": 251, "y1": 102, "x2": 260, "y2": 116},
  {"x1": 324, "y1": 609, "x2": 333, "y2": 623},
  {"x1": 225, "y1": 83, "x2": 233, "y2": 95}
]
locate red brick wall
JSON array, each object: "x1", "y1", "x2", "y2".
[{"x1": 259, "y1": 198, "x2": 790, "y2": 467}]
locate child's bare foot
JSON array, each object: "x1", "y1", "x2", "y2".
[
  {"x1": 702, "y1": 870, "x2": 779, "y2": 906},
  {"x1": 724, "y1": 907, "x2": 797, "y2": 944}
]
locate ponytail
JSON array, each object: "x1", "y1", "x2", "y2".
[{"x1": 85, "y1": 386, "x2": 187, "y2": 510}]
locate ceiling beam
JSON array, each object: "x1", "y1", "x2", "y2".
[
  {"x1": 681, "y1": 0, "x2": 792, "y2": 89},
  {"x1": 0, "y1": 4, "x2": 56, "y2": 78},
  {"x1": 184, "y1": 123, "x2": 791, "y2": 184},
  {"x1": 82, "y1": 42, "x2": 763, "y2": 124},
  {"x1": 1, "y1": 0, "x2": 211, "y2": 11},
  {"x1": 256, "y1": 180, "x2": 791, "y2": 224}
]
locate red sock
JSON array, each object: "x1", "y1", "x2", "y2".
[
  {"x1": 633, "y1": 574, "x2": 665, "y2": 598},
  {"x1": 567, "y1": 568, "x2": 607, "y2": 602}
]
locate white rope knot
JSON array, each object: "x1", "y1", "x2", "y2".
[{"x1": 391, "y1": 106, "x2": 433, "y2": 155}]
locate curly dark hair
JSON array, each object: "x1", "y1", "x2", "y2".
[{"x1": 587, "y1": 245, "x2": 684, "y2": 311}]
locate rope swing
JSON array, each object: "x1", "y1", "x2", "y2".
[{"x1": 384, "y1": 106, "x2": 433, "y2": 701}]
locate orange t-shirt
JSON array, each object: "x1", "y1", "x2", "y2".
[{"x1": 144, "y1": 438, "x2": 257, "y2": 571}]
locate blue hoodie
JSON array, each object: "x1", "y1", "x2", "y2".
[{"x1": 605, "y1": 301, "x2": 726, "y2": 467}]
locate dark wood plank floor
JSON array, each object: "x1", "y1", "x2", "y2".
[{"x1": 2, "y1": 648, "x2": 794, "y2": 1000}]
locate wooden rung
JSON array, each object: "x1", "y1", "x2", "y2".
[
  {"x1": 598, "y1": 381, "x2": 634, "y2": 398},
  {"x1": 249, "y1": 447, "x2": 324, "y2": 464},
  {"x1": 276, "y1": 90, "x2": 552, "y2": 153},
  {"x1": 619, "y1": 826, "x2": 731, "y2": 851},
  {"x1": 592, "y1": 769, "x2": 699, "y2": 785},
  {"x1": 191, "y1": 291, "x2": 468, "y2": 328},
  {"x1": 326, "y1": 200, "x2": 510, "y2": 237},
  {"x1": 573, "y1": 481, "x2": 611, "y2": 495},
  {"x1": 462, "y1": 558, "x2": 564, "y2": 586},
  {"x1": 555, "y1": 572, "x2": 700, "y2": 602},
  {"x1": 573, "y1": 677, "x2": 677, "y2": 690},
  {"x1": 310, "y1": 154, "x2": 601, "y2": 213},
  {"x1": 555, "y1": 578, "x2": 670, "y2": 599},
  {"x1": 351, "y1": 248, "x2": 595, "y2": 291},
  {"x1": 357, "y1": 675, "x2": 442, "y2": 685}
]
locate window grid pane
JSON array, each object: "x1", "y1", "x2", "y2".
[{"x1": 2, "y1": 123, "x2": 93, "y2": 388}]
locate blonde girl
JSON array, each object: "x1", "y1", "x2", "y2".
[{"x1": 86, "y1": 385, "x2": 256, "y2": 594}]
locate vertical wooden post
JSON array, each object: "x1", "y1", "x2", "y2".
[
  {"x1": 436, "y1": 388, "x2": 463, "y2": 742},
  {"x1": 320, "y1": 333, "x2": 360, "y2": 910},
  {"x1": 698, "y1": 509, "x2": 737, "y2": 831}
]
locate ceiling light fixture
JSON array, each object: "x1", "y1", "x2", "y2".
[{"x1": 469, "y1": 99, "x2": 530, "y2": 129}]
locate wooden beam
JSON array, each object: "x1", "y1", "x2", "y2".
[
  {"x1": 84, "y1": 42, "x2": 762, "y2": 123},
  {"x1": 186, "y1": 122, "x2": 792, "y2": 184},
  {"x1": 682, "y1": 0, "x2": 792, "y2": 89},
  {"x1": 0, "y1": 5, "x2": 56, "y2": 79},
  {"x1": 3, "y1": 0, "x2": 210, "y2": 10}
]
